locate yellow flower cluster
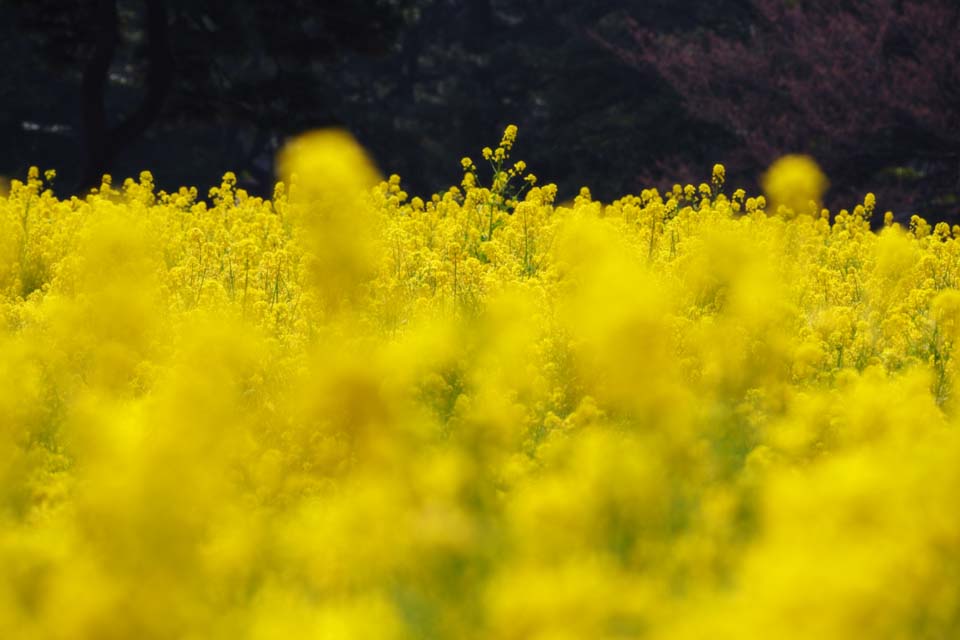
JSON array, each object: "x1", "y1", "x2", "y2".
[
  {"x1": 2, "y1": 126, "x2": 960, "y2": 638},
  {"x1": 761, "y1": 154, "x2": 829, "y2": 217}
]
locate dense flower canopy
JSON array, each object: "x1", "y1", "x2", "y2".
[{"x1": 1, "y1": 128, "x2": 960, "y2": 638}]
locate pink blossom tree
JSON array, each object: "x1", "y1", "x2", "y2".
[{"x1": 595, "y1": 0, "x2": 960, "y2": 217}]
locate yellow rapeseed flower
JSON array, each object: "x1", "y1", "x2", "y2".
[
  {"x1": 762, "y1": 154, "x2": 828, "y2": 216},
  {"x1": 0, "y1": 125, "x2": 959, "y2": 640}
]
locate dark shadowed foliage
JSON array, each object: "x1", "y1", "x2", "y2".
[
  {"x1": 594, "y1": 0, "x2": 960, "y2": 220},
  {"x1": 2, "y1": 0, "x2": 958, "y2": 221}
]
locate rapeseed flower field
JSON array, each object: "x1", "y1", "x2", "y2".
[{"x1": 2, "y1": 127, "x2": 959, "y2": 638}]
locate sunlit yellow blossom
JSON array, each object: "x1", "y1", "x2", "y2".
[
  {"x1": 712, "y1": 163, "x2": 726, "y2": 187},
  {"x1": 1, "y1": 130, "x2": 959, "y2": 640},
  {"x1": 761, "y1": 154, "x2": 828, "y2": 215},
  {"x1": 277, "y1": 129, "x2": 382, "y2": 311}
]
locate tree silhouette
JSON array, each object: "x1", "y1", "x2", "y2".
[
  {"x1": 7, "y1": 0, "x2": 404, "y2": 192},
  {"x1": 79, "y1": 0, "x2": 172, "y2": 190}
]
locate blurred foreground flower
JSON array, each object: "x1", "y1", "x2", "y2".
[
  {"x1": 277, "y1": 129, "x2": 383, "y2": 312},
  {"x1": 762, "y1": 154, "x2": 828, "y2": 216}
]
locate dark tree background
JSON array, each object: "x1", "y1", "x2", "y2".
[
  {"x1": 595, "y1": 0, "x2": 960, "y2": 219},
  {"x1": 2, "y1": 0, "x2": 958, "y2": 221}
]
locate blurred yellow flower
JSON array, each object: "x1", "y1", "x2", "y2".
[
  {"x1": 762, "y1": 154, "x2": 828, "y2": 215},
  {"x1": 0, "y1": 126, "x2": 958, "y2": 640}
]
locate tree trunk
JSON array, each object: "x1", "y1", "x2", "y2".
[{"x1": 78, "y1": 0, "x2": 173, "y2": 192}]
